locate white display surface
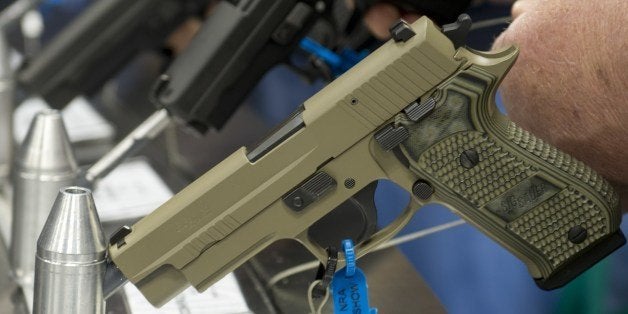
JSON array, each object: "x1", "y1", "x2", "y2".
[
  {"x1": 124, "y1": 273, "x2": 252, "y2": 314},
  {"x1": 92, "y1": 158, "x2": 172, "y2": 222},
  {"x1": 14, "y1": 96, "x2": 115, "y2": 144}
]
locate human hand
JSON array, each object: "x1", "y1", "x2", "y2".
[{"x1": 493, "y1": 0, "x2": 628, "y2": 212}]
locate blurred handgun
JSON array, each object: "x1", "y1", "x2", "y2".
[
  {"x1": 16, "y1": 0, "x2": 210, "y2": 108},
  {"x1": 106, "y1": 17, "x2": 625, "y2": 306}
]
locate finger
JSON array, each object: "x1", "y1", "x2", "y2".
[{"x1": 363, "y1": 3, "x2": 401, "y2": 40}]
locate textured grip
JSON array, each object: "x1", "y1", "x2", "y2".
[
  {"x1": 506, "y1": 123, "x2": 620, "y2": 262},
  {"x1": 413, "y1": 129, "x2": 623, "y2": 287},
  {"x1": 399, "y1": 62, "x2": 624, "y2": 289}
]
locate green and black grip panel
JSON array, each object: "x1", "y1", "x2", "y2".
[{"x1": 392, "y1": 48, "x2": 625, "y2": 290}]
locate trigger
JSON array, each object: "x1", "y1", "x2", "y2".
[{"x1": 307, "y1": 181, "x2": 379, "y2": 249}]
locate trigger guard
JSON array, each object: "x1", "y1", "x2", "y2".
[{"x1": 307, "y1": 181, "x2": 379, "y2": 249}]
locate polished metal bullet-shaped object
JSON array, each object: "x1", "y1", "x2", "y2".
[
  {"x1": 0, "y1": 31, "x2": 15, "y2": 186},
  {"x1": 33, "y1": 186, "x2": 106, "y2": 314},
  {"x1": 10, "y1": 110, "x2": 78, "y2": 286}
]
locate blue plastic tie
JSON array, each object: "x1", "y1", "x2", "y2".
[
  {"x1": 342, "y1": 239, "x2": 356, "y2": 277},
  {"x1": 331, "y1": 239, "x2": 377, "y2": 314}
]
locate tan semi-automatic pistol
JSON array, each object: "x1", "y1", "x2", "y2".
[{"x1": 105, "y1": 16, "x2": 624, "y2": 306}]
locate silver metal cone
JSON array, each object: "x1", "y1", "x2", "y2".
[
  {"x1": 10, "y1": 109, "x2": 78, "y2": 289},
  {"x1": 33, "y1": 186, "x2": 106, "y2": 314},
  {"x1": 13, "y1": 109, "x2": 77, "y2": 172}
]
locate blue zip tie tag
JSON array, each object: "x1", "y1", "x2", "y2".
[
  {"x1": 342, "y1": 239, "x2": 356, "y2": 277},
  {"x1": 331, "y1": 239, "x2": 377, "y2": 314}
]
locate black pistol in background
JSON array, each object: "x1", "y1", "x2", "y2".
[{"x1": 16, "y1": 0, "x2": 211, "y2": 108}]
